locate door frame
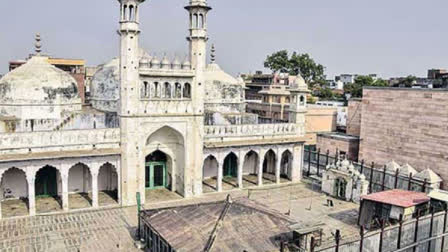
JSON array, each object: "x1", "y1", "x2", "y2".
[{"x1": 145, "y1": 161, "x2": 167, "y2": 189}]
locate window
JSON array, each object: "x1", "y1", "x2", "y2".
[
  {"x1": 164, "y1": 82, "x2": 171, "y2": 98},
  {"x1": 300, "y1": 95, "x2": 305, "y2": 105},
  {"x1": 175, "y1": 83, "x2": 182, "y2": 98},
  {"x1": 142, "y1": 81, "x2": 149, "y2": 98},
  {"x1": 183, "y1": 83, "x2": 191, "y2": 99},
  {"x1": 129, "y1": 5, "x2": 134, "y2": 21}
]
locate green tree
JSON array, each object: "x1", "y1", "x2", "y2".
[
  {"x1": 264, "y1": 50, "x2": 325, "y2": 88},
  {"x1": 398, "y1": 75, "x2": 417, "y2": 87},
  {"x1": 343, "y1": 76, "x2": 388, "y2": 98},
  {"x1": 317, "y1": 87, "x2": 335, "y2": 100}
]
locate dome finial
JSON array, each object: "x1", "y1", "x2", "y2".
[
  {"x1": 210, "y1": 44, "x2": 216, "y2": 64},
  {"x1": 35, "y1": 33, "x2": 42, "y2": 55}
]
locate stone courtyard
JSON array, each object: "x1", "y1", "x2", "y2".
[{"x1": 0, "y1": 181, "x2": 360, "y2": 251}]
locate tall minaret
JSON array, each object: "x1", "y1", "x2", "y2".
[
  {"x1": 118, "y1": 0, "x2": 145, "y2": 116},
  {"x1": 185, "y1": 0, "x2": 211, "y2": 72},
  {"x1": 117, "y1": 0, "x2": 145, "y2": 206}
]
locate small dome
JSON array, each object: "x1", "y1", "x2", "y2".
[
  {"x1": 293, "y1": 75, "x2": 308, "y2": 90},
  {"x1": 151, "y1": 56, "x2": 161, "y2": 69},
  {"x1": 161, "y1": 55, "x2": 171, "y2": 69},
  {"x1": 90, "y1": 58, "x2": 120, "y2": 113},
  {"x1": 400, "y1": 163, "x2": 418, "y2": 176},
  {"x1": 0, "y1": 56, "x2": 80, "y2": 105},
  {"x1": 182, "y1": 59, "x2": 191, "y2": 70},
  {"x1": 139, "y1": 57, "x2": 150, "y2": 68},
  {"x1": 340, "y1": 159, "x2": 350, "y2": 169},
  {"x1": 172, "y1": 57, "x2": 181, "y2": 70},
  {"x1": 414, "y1": 169, "x2": 442, "y2": 183}
]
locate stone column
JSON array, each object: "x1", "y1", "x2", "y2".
[
  {"x1": 116, "y1": 160, "x2": 122, "y2": 206},
  {"x1": 275, "y1": 152, "x2": 282, "y2": 184},
  {"x1": 27, "y1": 176, "x2": 36, "y2": 216},
  {"x1": 237, "y1": 154, "x2": 244, "y2": 189},
  {"x1": 217, "y1": 160, "x2": 223, "y2": 192},
  {"x1": 0, "y1": 171, "x2": 3, "y2": 219},
  {"x1": 291, "y1": 145, "x2": 303, "y2": 182},
  {"x1": 92, "y1": 171, "x2": 99, "y2": 208},
  {"x1": 257, "y1": 151, "x2": 264, "y2": 186},
  {"x1": 61, "y1": 173, "x2": 69, "y2": 211}
]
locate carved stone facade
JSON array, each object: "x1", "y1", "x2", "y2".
[
  {"x1": 0, "y1": 0, "x2": 308, "y2": 218},
  {"x1": 322, "y1": 159, "x2": 369, "y2": 203}
]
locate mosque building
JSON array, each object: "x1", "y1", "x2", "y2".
[{"x1": 0, "y1": 0, "x2": 308, "y2": 218}]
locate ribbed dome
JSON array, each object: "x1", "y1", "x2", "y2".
[
  {"x1": 161, "y1": 55, "x2": 171, "y2": 69},
  {"x1": 151, "y1": 56, "x2": 161, "y2": 69},
  {"x1": 90, "y1": 58, "x2": 120, "y2": 112},
  {"x1": 0, "y1": 56, "x2": 80, "y2": 105}
]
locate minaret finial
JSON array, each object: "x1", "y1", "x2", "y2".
[
  {"x1": 35, "y1": 33, "x2": 42, "y2": 55},
  {"x1": 210, "y1": 44, "x2": 216, "y2": 63}
]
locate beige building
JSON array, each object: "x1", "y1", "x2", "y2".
[{"x1": 0, "y1": 0, "x2": 308, "y2": 219}]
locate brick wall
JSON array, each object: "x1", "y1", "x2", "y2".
[
  {"x1": 359, "y1": 87, "x2": 448, "y2": 184},
  {"x1": 347, "y1": 99, "x2": 362, "y2": 136}
]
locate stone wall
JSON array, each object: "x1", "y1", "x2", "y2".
[
  {"x1": 346, "y1": 99, "x2": 362, "y2": 136},
  {"x1": 316, "y1": 133, "x2": 360, "y2": 161},
  {"x1": 305, "y1": 106, "x2": 338, "y2": 145},
  {"x1": 358, "y1": 88, "x2": 448, "y2": 186}
]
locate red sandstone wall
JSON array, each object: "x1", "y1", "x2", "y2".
[
  {"x1": 316, "y1": 135, "x2": 359, "y2": 161},
  {"x1": 358, "y1": 88, "x2": 448, "y2": 183},
  {"x1": 347, "y1": 99, "x2": 362, "y2": 136}
]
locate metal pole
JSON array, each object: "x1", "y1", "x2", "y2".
[
  {"x1": 422, "y1": 179, "x2": 427, "y2": 193},
  {"x1": 359, "y1": 226, "x2": 364, "y2": 252},
  {"x1": 325, "y1": 150, "x2": 330, "y2": 166},
  {"x1": 335, "y1": 229, "x2": 341, "y2": 252},
  {"x1": 441, "y1": 207, "x2": 448, "y2": 251},
  {"x1": 394, "y1": 169, "x2": 399, "y2": 189},
  {"x1": 382, "y1": 165, "x2": 387, "y2": 191},
  {"x1": 397, "y1": 214, "x2": 403, "y2": 249},
  {"x1": 379, "y1": 220, "x2": 385, "y2": 252},
  {"x1": 136, "y1": 192, "x2": 141, "y2": 240},
  {"x1": 369, "y1": 162, "x2": 374, "y2": 193},
  {"x1": 360, "y1": 160, "x2": 364, "y2": 174},
  {"x1": 310, "y1": 236, "x2": 315, "y2": 252},
  {"x1": 317, "y1": 149, "x2": 321, "y2": 176},
  {"x1": 413, "y1": 215, "x2": 420, "y2": 252},
  {"x1": 428, "y1": 207, "x2": 434, "y2": 252},
  {"x1": 408, "y1": 173, "x2": 413, "y2": 191},
  {"x1": 307, "y1": 148, "x2": 312, "y2": 177}
]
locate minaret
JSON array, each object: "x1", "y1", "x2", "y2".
[
  {"x1": 118, "y1": 0, "x2": 145, "y2": 116},
  {"x1": 289, "y1": 76, "x2": 310, "y2": 125},
  {"x1": 185, "y1": 0, "x2": 211, "y2": 72},
  {"x1": 117, "y1": 0, "x2": 145, "y2": 206}
]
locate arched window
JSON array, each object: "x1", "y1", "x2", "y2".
[
  {"x1": 175, "y1": 83, "x2": 182, "y2": 98},
  {"x1": 123, "y1": 5, "x2": 127, "y2": 21},
  {"x1": 286, "y1": 97, "x2": 290, "y2": 103},
  {"x1": 142, "y1": 81, "x2": 149, "y2": 98},
  {"x1": 129, "y1": 5, "x2": 134, "y2": 21},
  {"x1": 164, "y1": 82, "x2": 171, "y2": 98},
  {"x1": 192, "y1": 14, "x2": 198, "y2": 29},
  {"x1": 300, "y1": 95, "x2": 305, "y2": 105},
  {"x1": 183, "y1": 83, "x2": 191, "y2": 99},
  {"x1": 199, "y1": 14, "x2": 204, "y2": 28},
  {"x1": 154, "y1": 82, "x2": 160, "y2": 98}
]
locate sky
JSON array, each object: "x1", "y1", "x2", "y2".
[{"x1": 1, "y1": 0, "x2": 447, "y2": 79}]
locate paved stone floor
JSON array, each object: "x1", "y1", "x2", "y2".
[{"x1": 0, "y1": 181, "x2": 360, "y2": 251}]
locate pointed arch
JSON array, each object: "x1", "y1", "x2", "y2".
[
  {"x1": 281, "y1": 150, "x2": 293, "y2": 180},
  {"x1": 0, "y1": 167, "x2": 28, "y2": 218},
  {"x1": 98, "y1": 162, "x2": 118, "y2": 205},
  {"x1": 263, "y1": 149, "x2": 277, "y2": 175},
  {"x1": 243, "y1": 150, "x2": 259, "y2": 175},
  {"x1": 223, "y1": 152, "x2": 238, "y2": 178},
  {"x1": 183, "y1": 83, "x2": 191, "y2": 99},
  {"x1": 164, "y1": 82, "x2": 171, "y2": 98}
]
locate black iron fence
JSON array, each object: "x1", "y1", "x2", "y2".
[
  {"x1": 303, "y1": 148, "x2": 438, "y2": 194},
  {"x1": 312, "y1": 208, "x2": 448, "y2": 252}
]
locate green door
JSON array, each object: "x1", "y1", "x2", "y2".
[
  {"x1": 223, "y1": 155, "x2": 238, "y2": 177},
  {"x1": 35, "y1": 166, "x2": 58, "y2": 197},
  {"x1": 145, "y1": 162, "x2": 167, "y2": 189}
]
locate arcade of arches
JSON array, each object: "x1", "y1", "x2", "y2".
[
  {"x1": 0, "y1": 157, "x2": 120, "y2": 219},
  {"x1": 203, "y1": 145, "x2": 300, "y2": 193}
]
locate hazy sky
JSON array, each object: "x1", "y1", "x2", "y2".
[{"x1": 1, "y1": 0, "x2": 447, "y2": 79}]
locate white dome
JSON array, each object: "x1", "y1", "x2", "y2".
[
  {"x1": 0, "y1": 56, "x2": 80, "y2": 105},
  {"x1": 90, "y1": 58, "x2": 120, "y2": 113},
  {"x1": 293, "y1": 75, "x2": 307, "y2": 89}
]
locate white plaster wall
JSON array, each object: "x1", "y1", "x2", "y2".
[
  {"x1": 243, "y1": 152, "x2": 258, "y2": 174},
  {"x1": 98, "y1": 164, "x2": 118, "y2": 191},
  {"x1": 0, "y1": 168, "x2": 28, "y2": 200},
  {"x1": 203, "y1": 157, "x2": 218, "y2": 178},
  {"x1": 68, "y1": 164, "x2": 92, "y2": 193}
]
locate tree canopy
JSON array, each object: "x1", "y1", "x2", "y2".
[
  {"x1": 264, "y1": 50, "x2": 325, "y2": 88},
  {"x1": 343, "y1": 76, "x2": 389, "y2": 98}
]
